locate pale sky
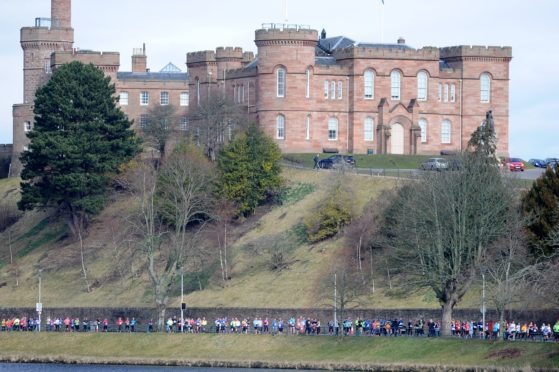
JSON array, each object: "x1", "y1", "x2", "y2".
[{"x1": 1, "y1": 0, "x2": 558, "y2": 159}]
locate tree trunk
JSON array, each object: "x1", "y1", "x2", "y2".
[
  {"x1": 77, "y1": 220, "x2": 91, "y2": 293},
  {"x1": 498, "y1": 306, "x2": 505, "y2": 342},
  {"x1": 156, "y1": 302, "x2": 166, "y2": 332},
  {"x1": 224, "y1": 225, "x2": 228, "y2": 280},
  {"x1": 441, "y1": 302, "x2": 454, "y2": 337}
]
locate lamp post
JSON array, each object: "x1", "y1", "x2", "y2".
[
  {"x1": 37, "y1": 269, "x2": 43, "y2": 332},
  {"x1": 480, "y1": 266, "x2": 487, "y2": 339},
  {"x1": 180, "y1": 267, "x2": 184, "y2": 334}
]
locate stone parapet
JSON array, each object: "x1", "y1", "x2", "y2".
[
  {"x1": 440, "y1": 45, "x2": 512, "y2": 60},
  {"x1": 216, "y1": 47, "x2": 243, "y2": 60},
  {"x1": 333, "y1": 46, "x2": 439, "y2": 61},
  {"x1": 51, "y1": 50, "x2": 120, "y2": 68},
  {"x1": 255, "y1": 27, "x2": 318, "y2": 46},
  {"x1": 20, "y1": 26, "x2": 73, "y2": 45},
  {"x1": 187, "y1": 50, "x2": 216, "y2": 65}
]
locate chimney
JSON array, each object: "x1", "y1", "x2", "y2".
[
  {"x1": 51, "y1": 0, "x2": 72, "y2": 28},
  {"x1": 397, "y1": 37, "x2": 406, "y2": 45},
  {"x1": 131, "y1": 43, "x2": 147, "y2": 73}
]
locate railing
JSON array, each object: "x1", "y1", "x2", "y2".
[{"x1": 261, "y1": 23, "x2": 311, "y2": 31}]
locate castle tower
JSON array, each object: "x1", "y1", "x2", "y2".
[
  {"x1": 11, "y1": 0, "x2": 74, "y2": 176},
  {"x1": 186, "y1": 50, "x2": 218, "y2": 107}
]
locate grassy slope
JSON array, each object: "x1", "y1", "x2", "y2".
[
  {"x1": 0, "y1": 333, "x2": 557, "y2": 369},
  {"x1": 0, "y1": 169, "x2": 536, "y2": 310}
]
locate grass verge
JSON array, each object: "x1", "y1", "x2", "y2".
[{"x1": 0, "y1": 333, "x2": 557, "y2": 370}]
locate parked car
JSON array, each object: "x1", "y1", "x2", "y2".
[
  {"x1": 504, "y1": 157, "x2": 525, "y2": 172},
  {"x1": 420, "y1": 158, "x2": 449, "y2": 171},
  {"x1": 545, "y1": 158, "x2": 559, "y2": 170},
  {"x1": 528, "y1": 159, "x2": 546, "y2": 168},
  {"x1": 318, "y1": 155, "x2": 356, "y2": 169}
]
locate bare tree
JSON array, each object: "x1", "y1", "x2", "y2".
[
  {"x1": 345, "y1": 202, "x2": 378, "y2": 287},
  {"x1": 129, "y1": 143, "x2": 215, "y2": 330},
  {"x1": 484, "y1": 209, "x2": 548, "y2": 337},
  {"x1": 189, "y1": 96, "x2": 247, "y2": 162},
  {"x1": 213, "y1": 199, "x2": 236, "y2": 285},
  {"x1": 385, "y1": 153, "x2": 513, "y2": 336},
  {"x1": 141, "y1": 104, "x2": 179, "y2": 160}
]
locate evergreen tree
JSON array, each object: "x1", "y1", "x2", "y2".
[
  {"x1": 18, "y1": 61, "x2": 141, "y2": 237},
  {"x1": 522, "y1": 166, "x2": 559, "y2": 256},
  {"x1": 217, "y1": 124, "x2": 282, "y2": 216},
  {"x1": 467, "y1": 110, "x2": 499, "y2": 166}
]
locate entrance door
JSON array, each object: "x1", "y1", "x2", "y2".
[{"x1": 391, "y1": 123, "x2": 404, "y2": 154}]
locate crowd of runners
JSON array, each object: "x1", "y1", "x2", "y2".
[{"x1": 2, "y1": 315, "x2": 558, "y2": 341}]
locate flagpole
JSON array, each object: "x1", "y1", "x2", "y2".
[{"x1": 380, "y1": 0, "x2": 384, "y2": 43}]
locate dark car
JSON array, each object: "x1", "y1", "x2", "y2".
[
  {"x1": 545, "y1": 158, "x2": 559, "y2": 170},
  {"x1": 318, "y1": 155, "x2": 356, "y2": 169},
  {"x1": 528, "y1": 159, "x2": 546, "y2": 168}
]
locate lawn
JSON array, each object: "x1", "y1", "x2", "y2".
[{"x1": 0, "y1": 333, "x2": 557, "y2": 370}]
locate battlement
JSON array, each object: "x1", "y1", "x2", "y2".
[
  {"x1": 21, "y1": 26, "x2": 73, "y2": 44},
  {"x1": 255, "y1": 25, "x2": 318, "y2": 45},
  {"x1": 187, "y1": 50, "x2": 216, "y2": 64},
  {"x1": 440, "y1": 45, "x2": 512, "y2": 60},
  {"x1": 333, "y1": 46, "x2": 439, "y2": 61},
  {"x1": 51, "y1": 50, "x2": 120, "y2": 68},
  {"x1": 242, "y1": 51, "x2": 255, "y2": 62},
  {"x1": 216, "y1": 47, "x2": 243, "y2": 60}
]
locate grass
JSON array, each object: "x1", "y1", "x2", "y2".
[
  {"x1": 0, "y1": 333, "x2": 557, "y2": 370},
  {"x1": 16, "y1": 225, "x2": 67, "y2": 258},
  {"x1": 14, "y1": 217, "x2": 50, "y2": 242}
]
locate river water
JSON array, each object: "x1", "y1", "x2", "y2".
[{"x1": 0, "y1": 365, "x2": 309, "y2": 372}]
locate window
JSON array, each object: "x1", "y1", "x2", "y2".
[
  {"x1": 140, "y1": 91, "x2": 149, "y2": 106},
  {"x1": 480, "y1": 73, "x2": 490, "y2": 103},
  {"x1": 364, "y1": 70, "x2": 374, "y2": 99},
  {"x1": 44, "y1": 59, "x2": 51, "y2": 74},
  {"x1": 139, "y1": 114, "x2": 148, "y2": 129},
  {"x1": 196, "y1": 78, "x2": 200, "y2": 106},
  {"x1": 443, "y1": 84, "x2": 449, "y2": 102},
  {"x1": 328, "y1": 117, "x2": 338, "y2": 140},
  {"x1": 306, "y1": 68, "x2": 311, "y2": 98},
  {"x1": 276, "y1": 115, "x2": 285, "y2": 139},
  {"x1": 441, "y1": 120, "x2": 451, "y2": 144},
  {"x1": 180, "y1": 116, "x2": 188, "y2": 131},
  {"x1": 438, "y1": 83, "x2": 442, "y2": 102},
  {"x1": 364, "y1": 117, "x2": 374, "y2": 141},
  {"x1": 160, "y1": 91, "x2": 169, "y2": 105},
  {"x1": 390, "y1": 70, "x2": 401, "y2": 100},
  {"x1": 24, "y1": 121, "x2": 32, "y2": 132},
  {"x1": 330, "y1": 81, "x2": 336, "y2": 100},
  {"x1": 450, "y1": 84, "x2": 456, "y2": 103},
  {"x1": 277, "y1": 68, "x2": 286, "y2": 97},
  {"x1": 23, "y1": 145, "x2": 29, "y2": 152},
  {"x1": 180, "y1": 92, "x2": 189, "y2": 106},
  {"x1": 305, "y1": 115, "x2": 310, "y2": 140},
  {"x1": 418, "y1": 118, "x2": 427, "y2": 143},
  {"x1": 337, "y1": 81, "x2": 343, "y2": 99},
  {"x1": 324, "y1": 80, "x2": 329, "y2": 99},
  {"x1": 417, "y1": 71, "x2": 428, "y2": 101},
  {"x1": 120, "y1": 92, "x2": 128, "y2": 106},
  {"x1": 241, "y1": 84, "x2": 245, "y2": 103}
]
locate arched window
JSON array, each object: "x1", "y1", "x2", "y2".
[
  {"x1": 196, "y1": 77, "x2": 200, "y2": 106},
  {"x1": 276, "y1": 67, "x2": 286, "y2": 97},
  {"x1": 324, "y1": 80, "x2": 329, "y2": 99},
  {"x1": 337, "y1": 81, "x2": 343, "y2": 99},
  {"x1": 330, "y1": 81, "x2": 336, "y2": 100},
  {"x1": 364, "y1": 70, "x2": 374, "y2": 99},
  {"x1": 417, "y1": 71, "x2": 428, "y2": 101},
  {"x1": 418, "y1": 118, "x2": 427, "y2": 143},
  {"x1": 306, "y1": 115, "x2": 311, "y2": 140},
  {"x1": 306, "y1": 68, "x2": 311, "y2": 98},
  {"x1": 276, "y1": 115, "x2": 285, "y2": 139},
  {"x1": 438, "y1": 83, "x2": 442, "y2": 102},
  {"x1": 328, "y1": 117, "x2": 338, "y2": 140},
  {"x1": 443, "y1": 84, "x2": 449, "y2": 103},
  {"x1": 441, "y1": 120, "x2": 451, "y2": 144},
  {"x1": 390, "y1": 70, "x2": 401, "y2": 100},
  {"x1": 364, "y1": 117, "x2": 374, "y2": 141},
  {"x1": 480, "y1": 73, "x2": 491, "y2": 103}
]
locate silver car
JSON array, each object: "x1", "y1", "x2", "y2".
[{"x1": 421, "y1": 158, "x2": 449, "y2": 171}]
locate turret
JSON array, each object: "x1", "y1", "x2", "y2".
[
  {"x1": 186, "y1": 50, "x2": 217, "y2": 106},
  {"x1": 215, "y1": 47, "x2": 243, "y2": 79}
]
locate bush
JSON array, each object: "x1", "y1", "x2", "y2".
[{"x1": 304, "y1": 184, "x2": 352, "y2": 243}]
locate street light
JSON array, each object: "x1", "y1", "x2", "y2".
[
  {"x1": 480, "y1": 266, "x2": 487, "y2": 339},
  {"x1": 180, "y1": 266, "x2": 185, "y2": 334},
  {"x1": 37, "y1": 269, "x2": 43, "y2": 332}
]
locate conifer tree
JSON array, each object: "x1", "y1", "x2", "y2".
[{"x1": 18, "y1": 61, "x2": 141, "y2": 237}]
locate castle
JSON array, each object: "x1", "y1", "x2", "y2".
[{"x1": 11, "y1": 0, "x2": 512, "y2": 175}]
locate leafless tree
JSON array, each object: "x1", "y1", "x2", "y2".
[
  {"x1": 188, "y1": 96, "x2": 247, "y2": 162},
  {"x1": 385, "y1": 154, "x2": 513, "y2": 336},
  {"x1": 483, "y1": 209, "x2": 548, "y2": 336},
  {"x1": 141, "y1": 104, "x2": 179, "y2": 160},
  {"x1": 128, "y1": 144, "x2": 215, "y2": 330},
  {"x1": 213, "y1": 198, "x2": 236, "y2": 285}
]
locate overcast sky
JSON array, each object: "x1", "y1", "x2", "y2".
[{"x1": 1, "y1": 0, "x2": 558, "y2": 159}]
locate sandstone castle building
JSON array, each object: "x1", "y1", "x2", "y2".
[{"x1": 11, "y1": 0, "x2": 512, "y2": 175}]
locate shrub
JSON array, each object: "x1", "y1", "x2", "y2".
[{"x1": 305, "y1": 184, "x2": 352, "y2": 243}]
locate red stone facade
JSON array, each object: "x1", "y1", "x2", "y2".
[{"x1": 188, "y1": 25, "x2": 512, "y2": 156}]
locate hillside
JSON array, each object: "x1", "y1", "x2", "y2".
[{"x1": 0, "y1": 168, "x2": 506, "y2": 310}]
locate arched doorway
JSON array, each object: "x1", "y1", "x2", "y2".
[{"x1": 391, "y1": 123, "x2": 404, "y2": 154}]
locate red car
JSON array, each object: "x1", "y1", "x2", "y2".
[{"x1": 504, "y1": 157, "x2": 525, "y2": 172}]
